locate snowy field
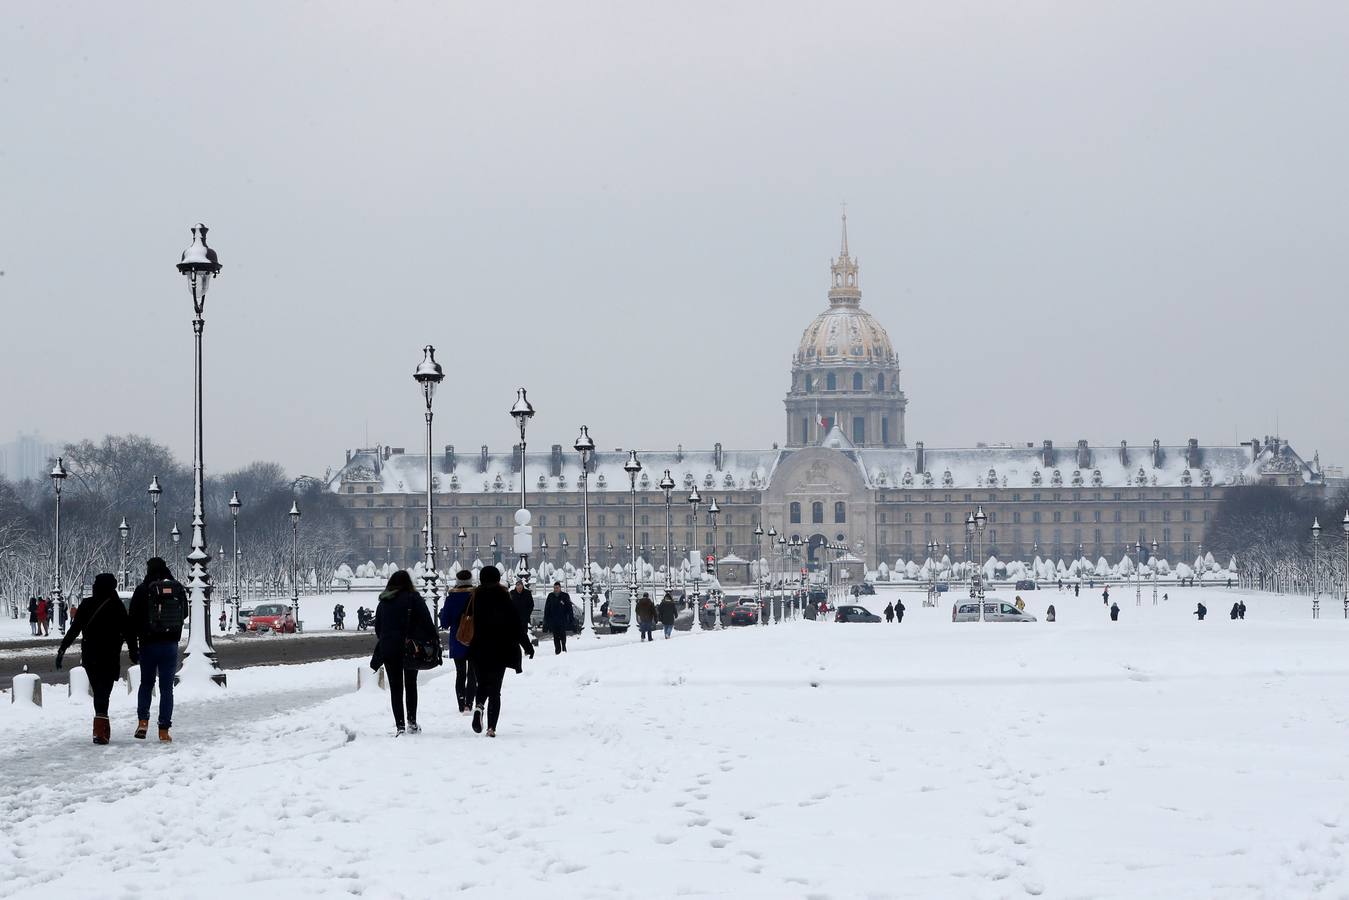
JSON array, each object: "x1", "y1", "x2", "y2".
[{"x1": 2, "y1": 586, "x2": 1347, "y2": 899}]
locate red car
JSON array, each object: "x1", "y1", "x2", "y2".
[{"x1": 247, "y1": 603, "x2": 296, "y2": 634}]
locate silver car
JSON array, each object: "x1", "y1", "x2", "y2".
[{"x1": 952, "y1": 600, "x2": 1038, "y2": 623}]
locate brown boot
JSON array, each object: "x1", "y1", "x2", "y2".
[
  {"x1": 134, "y1": 720, "x2": 149, "y2": 740},
  {"x1": 93, "y1": 716, "x2": 110, "y2": 745},
  {"x1": 158, "y1": 727, "x2": 172, "y2": 743}
]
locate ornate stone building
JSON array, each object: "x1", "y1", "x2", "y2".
[{"x1": 329, "y1": 219, "x2": 1323, "y2": 573}]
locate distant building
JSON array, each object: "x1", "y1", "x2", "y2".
[
  {"x1": 0, "y1": 432, "x2": 57, "y2": 482},
  {"x1": 328, "y1": 219, "x2": 1323, "y2": 571}
]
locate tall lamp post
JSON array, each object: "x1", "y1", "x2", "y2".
[
  {"x1": 1151, "y1": 539, "x2": 1159, "y2": 605},
  {"x1": 289, "y1": 501, "x2": 302, "y2": 630},
  {"x1": 753, "y1": 524, "x2": 764, "y2": 610},
  {"x1": 176, "y1": 223, "x2": 225, "y2": 685},
  {"x1": 687, "y1": 487, "x2": 702, "y2": 632},
  {"x1": 707, "y1": 498, "x2": 721, "y2": 627},
  {"x1": 148, "y1": 475, "x2": 162, "y2": 557},
  {"x1": 48, "y1": 458, "x2": 67, "y2": 636},
  {"x1": 660, "y1": 470, "x2": 676, "y2": 594},
  {"x1": 624, "y1": 451, "x2": 642, "y2": 593},
  {"x1": 414, "y1": 345, "x2": 444, "y2": 616},
  {"x1": 1341, "y1": 510, "x2": 1349, "y2": 619},
  {"x1": 776, "y1": 533, "x2": 787, "y2": 621},
  {"x1": 1135, "y1": 540, "x2": 1143, "y2": 606},
  {"x1": 118, "y1": 517, "x2": 130, "y2": 591},
  {"x1": 1311, "y1": 518, "x2": 1321, "y2": 619},
  {"x1": 458, "y1": 527, "x2": 467, "y2": 572},
  {"x1": 170, "y1": 524, "x2": 182, "y2": 582},
  {"x1": 973, "y1": 506, "x2": 987, "y2": 621},
  {"x1": 766, "y1": 527, "x2": 778, "y2": 619},
  {"x1": 229, "y1": 491, "x2": 241, "y2": 630},
  {"x1": 574, "y1": 425, "x2": 596, "y2": 635},
  {"x1": 510, "y1": 388, "x2": 535, "y2": 582}
]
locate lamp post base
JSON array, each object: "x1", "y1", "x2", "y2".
[{"x1": 178, "y1": 648, "x2": 228, "y2": 687}]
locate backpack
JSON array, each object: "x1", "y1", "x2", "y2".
[{"x1": 146, "y1": 579, "x2": 187, "y2": 636}]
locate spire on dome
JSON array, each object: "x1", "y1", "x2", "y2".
[
  {"x1": 828, "y1": 209, "x2": 860, "y2": 307},
  {"x1": 840, "y1": 205, "x2": 850, "y2": 258}
]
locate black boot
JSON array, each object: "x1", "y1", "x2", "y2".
[{"x1": 472, "y1": 705, "x2": 484, "y2": 734}]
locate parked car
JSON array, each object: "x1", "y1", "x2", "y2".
[
  {"x1": 726, "y1": 603, "x2": 759, "y2": 626},
  {"x1": 849, "y1": 582, "x2": 876, "y2": 596},
  {"x1": 834, "y1": 604, "x2": 881, "y2": 623},
  {"x1": 248, "y1": 603, "x2": 297, "y2": 633},
  {"x1": 934, "y1": 582, "x2": 950, "y2": 593},
  {"x1": 951, "y1": 601, "x2": 1038, "y2": 623},
  {"x1": 1015, "y1": 579, "x2": 1037, "y2": 591}
]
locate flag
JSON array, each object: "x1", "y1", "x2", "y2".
[{"x1": 815, "y1": 414, "x2": 834, "y2": 431}]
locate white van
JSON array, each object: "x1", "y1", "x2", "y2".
[{"x1": 952, "y1": 601, "x2": 1037, "y2": 623}]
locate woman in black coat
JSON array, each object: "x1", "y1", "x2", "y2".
[
  {"x1": 372, "y1": 570, "x2": 437, "y2": 735},
  {"x1": 55, "y1": 573, "x2": 131, "y2": 745},
  {"x1": 466, "y1": 565, "x2": 534, "y2": 737}
]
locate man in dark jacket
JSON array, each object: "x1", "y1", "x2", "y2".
[
  {"x1": 634, "y1": 592, "x2": 657, "y2": 642},
  {"x1": 895, "y1": 598, "x2": 906, "y2": 624},
  {"x1": 1194, "y1": 602, "x2": 1207, "y2": 621},
  {"x1": 56, "y1": 573, "x2": 131, "y2": 745},
  {"x1": 439, "y1": 570, "x2": 477, "y2": 714},
  {"x1": 509, "y1": 578, "x2": 534, "y2": 631},
  {"x1": 883, "y1": 602, "x2": 894, "y2": 623},
  {"x1": 1109, "y1": 601, "x2": 1120, "y2": 622},
  {"x1": 542, "y1": 581, "x2": 574, "y2": 654},
  {"x1": 467, "y1": 566, "x2": 534, "y2": 736},
  {"x1": 657, "y1": 592, "x2": 677, "y2": 639},
  {"x1": 127, "y1": 557, "x2": 188, "y2": 742}
]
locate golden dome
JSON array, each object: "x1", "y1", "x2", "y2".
[{"x1": 793, "y1": 213, "x2": 897, "y2": 367}]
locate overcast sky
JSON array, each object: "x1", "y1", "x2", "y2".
[{"x1": 3, "y1": 1, "x2": 1346, "y2": 480}]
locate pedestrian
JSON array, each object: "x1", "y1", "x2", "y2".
[
  {"x1": 895, "y1": 598, "x2": 905, "y2": 623},
  {"x1": 466, "y1": 565, "x2": 534, "y2": 737},
  {"x1": 439, "y1": 569, "x2": 477, "y2": 714},
  {"x1": 36, "y1": 597, "x2": 49, "y2": 636},
  {"x1": 55, "y1": 573, "x2": 131, "y2": 745},
  {"x1": 1046, "y1": 603, "x2": 1056, "y2": 622},
  {"x1": 657, "y1": 591, "x2": 677, "y2": 638},
  {"x1": 1194, "y1": 602, "x2": 1207, "y2": 621},
  {"x1": 1230, "y1": 602, "x2": 1240, "y2": 620},
  {"x1": 1074, "y1": 583, "x2": 1080, "y2": 598},
  {"x1": 883, "y1": 602, "x2": 894, "y2": 623},
  {"x1": 543, "y1": 581, "x2": 575, "y2": 654},
  {"x1": 1102, "y1": 586, "x2": 1109, "y2": 606},
  {"x1": 57, "y1": 600, "x2": 68, "y2": 632},
  {"x1": 1109, "y1": 600, "x2": 1120, "y2": 622},
  {"x1": 1238, "y1": 600, "x2": 1246, "y2": 620},
  {"x1": 634, "y1": 592, "x2": 657, "y2": 641},
  {"x1": 371, "y1": 569, "x2": 437, "y2": 736},
  {"x1": 510, "y1": 577, "x2": 534, "y2": 633},
  {"x1": 1163, "y1": 592, "x2": 1168, "y2": 603},
  {"x1": 219, "y1": 609, "x2": 227, "y2": 632},
  {"x1": 127, "y1": 557, "x2": 188, "y2": 742},
  {"x1": 333, "y1": 603, "x2": 346, "y2": 630},
  {"x1": 28, "y1": 596, "x2": 39, "y2": 635},
  {"x1": 1057, "y1": 579, "x2": 1063, "y2": 591}
]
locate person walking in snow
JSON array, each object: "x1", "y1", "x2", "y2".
[
  {"x1": 895, "y1": 597, "x2": 905, "y2": 624},
  {"x1": 439, "y1": 570, "x2": 477, "y2": 714},
  {"x1": 510, "y1": 578, "x2": 534, "y2": 633},
  {"x1": 28, "y1": 596, "x2": 39, "y2": 636},
  {"x1": 1230, "y1": 602, "x2": 1240, "y2": 620},
  {"x1": 371, "y1": 569, "x2": 437, "y2": 736},
  {"x1": 127, "y1": 557, "x2": 188, "y2": 742},
  {"x1": 543, "y1": 581, "x2": 574, "y2": 654},
  {"x1": 635, "y1": 592, "x2": 657, "y2": 642},
  {"x1": 1046, "y1": 604, "x2": 1056, "y2": 622},
  {"x1": 1109, "y1": 600, "x2": 1120, "y2": 622},
  {"x1": 883, "y1": 602, "x2": 894, "y2": 623},
  {"x1": 1102, "y1": 586, "x2": 1109, "y2": 606},
  {"x1": 332, "y1": 603, "x2": 345, "y2": 630},
  {"x1": 466, "y1": 565, "x2": 534, "y2": 737},
  {"x1": 1074, "y1": 583, "x2": 1080, "y2": 598},
  {"x1": 1238, "y1": 600, "x2": 1246, "y2": 619},
  {"x1": 657, "y1": 591, "x2": 677, "y2": 638},
  {"x1": 36, "y1": 597, "x2": 49, "y2": 636},
  {"x1": 57, "y1": 600, "x2": 68, "y2": 633},
  {"x1": 1194, "y1": 602, "x2": 1207, "y2": 621},
  {"x1": 56, "y1": 573, "x2": 131, "y2": 746}
]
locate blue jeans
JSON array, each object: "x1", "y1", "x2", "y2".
[
  {"x1": 663, "y1": 624, "x2": 673, "y2": 638},
  {"x1": 639, "y1": 623, "x2": 654, "y2": 640},
  {"x1": 137, "y1": 641, "x2": 179, "y2": 727}
]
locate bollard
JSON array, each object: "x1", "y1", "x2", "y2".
[
  {"x1": 12, "y1": 671, "x2": 42, "y2": 707},
  {"x1": 126, "y1": 665, "x2": 149, "y2": 697},
  {"x1": 356, "y1": 665, "x2": 387, "y2": 692},
  {"x1": 67, "y1": 665, "x2": 92, "y2": 700}
]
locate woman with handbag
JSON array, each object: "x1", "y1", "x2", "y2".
[
  {"x1": 54, "y1": 573, "x2": 132, "y2": 745},
  {"x1": 465, "y1": 565, "x2": 534, "y2": 737},
  {"x1": 371, "y1": 569, "x2": 437, "y2": 735}
]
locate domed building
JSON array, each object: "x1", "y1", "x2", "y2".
[{"x1": 785, "y1": 215, "x2": 907, "y2": 448}]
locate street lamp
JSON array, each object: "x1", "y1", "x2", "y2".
[
  {"x1": 574, "y1": 425, "x2": 596, "y2": 635},
  {"x1": 1135, "y1": 540, "x2": 1143, "y2": 606},
  {"x1": 973, "y1": 505, "x2": 987, "y2": 621},
  {"x1": 624, "y1": 450, "x2": 642, "y2": 592},
  {"x1": 776, "y1": 533, "x2": 787, "y2": 621},
  {"x1": 1311, "y1": 518, "x2": 1322, "y2": 619},
  {"x1": 229, "y1": 491, "x2": 241, "y2": 631},
  {"x1": 490, "y1": 535, "x2": 499, "y2": 564},
  {"x1": 1151, "y1": 539, "x2": 1159, "y2": 605},
  {"x1": 687, "y1": 487, "x2": 702, "y2": 632},
  {"x1": 49, "y1": 458, "x2": 67, "y2": 635},
  {"x1": 753, "y1": 524, "x2": 764, "y2": 610},
  {"x1": 176, "y1": 224, "x2": 225, "y2": 685},
  {"x1": 510, "y1": 388, "x2": 535, "y2": 582},
  {"x1": 170, "y1": 524, "x2": 182, "y2": 580},
  {"x1": 414, "y1": 345, "x2": 444, "y2": 616},
  {"x1": 458, "y1": 527, "x2": 467, "y2": 570},
  {"x1": 118, "y1": 517, "x2": 130, "y2": 592},
  {"x1": 148, "y1": 475, "x2": 162, "y2": 556},
  {"x1": 1342, "y1": 511, "x2": 1349, "y2": 619},
  {"x1": 289, "y1": 501, "x2": 301, "y2": 630},
  {"x1": 660, "y1": 470, "x2": 676, "y2": 594}
]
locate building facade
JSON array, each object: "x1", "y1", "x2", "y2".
[{"x1": 329, "y1": 220, "x2": 1323, "y2": 573}]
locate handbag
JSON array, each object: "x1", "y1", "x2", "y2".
[
  {"x1": 455, "y1": 590, "x2": 476, "y2": 647},
  {"x1": 403, "y1": 603, "x2": 443, "y2": 671}
]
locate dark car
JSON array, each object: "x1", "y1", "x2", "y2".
[
  {"x1": 834, "y1": 604, "x2": 881, "y2": 623},
  {"x1": 849, "y1": 582, "x2": 876, "y2": 596},
  {"x1": 726, "y1": 603, "x2": 759, "y2": 626},
  {"x1": 1015, "y1": 579, "x2": 1037, "y2": 591}
]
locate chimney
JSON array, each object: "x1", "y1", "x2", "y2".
[
  {"x1": 1042, "y1": 440, "x2": 1054, "y2": 468},
  {"x1": 1119, "y1": 440, "x2": 1128, "y2": 467},
  {"x1": 1251, "y1": 437, "x2": 1262, "y2": 461},
  {"x1": 550, "y1": 444, "x2": 563, "y2": 477},
  {"x1": 915, "y1": 441, "x2": 925, "y2": 475},
  {"x1": 511, "y1": 444, "x2": 522, "y2": 473},
  {"x1": 382, "y1": 446, "x2": 391, "y2": 461},
  {"x1": 714, "y1": 442, "x2": 724, "y2": 471},
  {"x1": 345, "y1": 449, "x2": 351, "y2": 463},
  {"x1": 1151, "y1": 439, "x2": 1161, "y2": 468},
  {"x1": 1187, "y1": 438, "x2": 1200, "y2": 469},
  {"x1": 445, "y1": 444, "x2": 456, "y2": 472},
  {"x1": 1076, "y1": 439, "x2": 1091, "y2": 470},
  {"x1": 479, "y1": 445, "x2": 489, "y2": 473},
  {"x1": 676, "y1": 443, "x2": 684, "y2": 463}
]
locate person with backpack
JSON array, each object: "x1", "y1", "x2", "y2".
[
  {"x1": 55, "y1": 573, "x2": 131, "y2": 745},
  {"x1": 127, "y1": 557, "x2": 188, "y2": 742},
  {"x1": 466, "y1": 566, "x2": 534, "y2": 737},
  {"x1": 543, "y1": 581, "x2": 575, "y2": 654},
  {"x1": 634, "y1": 592, "x2": 657, "y2": 642},
  {"x1": 371, "y1": 570, "x2": 437, "y2": 736},
  {"x1": 657, "y1": 591, "x2": 677, "y2": 638},
  {"x1": 439, "y1": 570, "x2": 477, "y2": 714}
]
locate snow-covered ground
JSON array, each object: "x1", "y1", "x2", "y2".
[{"x1": 2, "y1": 587, "x2": 1347, "y2": 899}]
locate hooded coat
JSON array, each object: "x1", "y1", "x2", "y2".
[
  {"x1": 467, "y1": 582, "x2": 534, "y2": 673},
  {"x1": 657, "y1": 597, "x2": 677, "y2": 627},
  {"x1": 127, "y1": 558, "x2": 187, "y2": 648},
  {"x1": 635, "y1": 596, "x2": 657, "y2": 625},
  {"x1": 373, "y1": 576, "x2": 436, "y2": 670},
  {"x1": 57, "y1": 574, "x2": 130, "y2": 664},
  {"x1": 439, "y1": 586, "x2": 474, "y2": 659},
  {"x1": 543, "y1": 590, "x2": 575, "y2": 632}
]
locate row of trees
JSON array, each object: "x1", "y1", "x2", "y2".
[
  {"x1": 0, "y1": 434, "x2": 358, "y2": 615},
  {"x1": 1205, "y1": 483, "x2": 1349, "y2": 595}
]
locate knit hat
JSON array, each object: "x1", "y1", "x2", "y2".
[{"x1": 455, "y1": 570, "x2": 473, "y2": 588}]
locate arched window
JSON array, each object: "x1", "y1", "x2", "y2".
[
  {"x1": 877, "y1": 373, "x2": 885, "y2": 391},
  {"x1": 834, "y1": 501, "x2": 846, "y2": 523},
  {"x1": 811, "y1": 501, "x2": 824, "y2": 524},
  {"x1": 826, "y1": 372, "x2": 837, "y2": 391},
  {"x1": 852, "y1": 372, "x2": 863, "y2": 391},
  {"x1": 789, "y1": 502, "x2": 801, "y2": 524}
]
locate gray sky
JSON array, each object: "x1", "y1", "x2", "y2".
[{"x1": 3, "y1": 1, "x2": 1346, "y2": 479}]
